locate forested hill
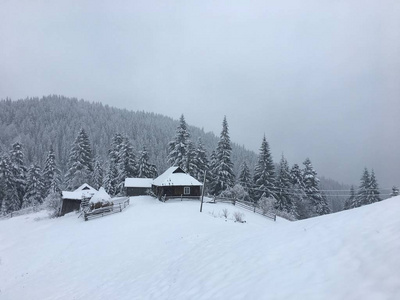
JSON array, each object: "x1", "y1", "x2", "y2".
[{"x1": 0, "y1": 95, "x2": 257, "y2": 175}]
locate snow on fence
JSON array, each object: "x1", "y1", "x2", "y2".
[
  {"x1": 160, "y1": 195, "x2": 201, "y2": 202},
  {"x1": 213, "y1": 197, "x2": 276, "y2": 222},
  {"x1": 0, "y1": 205, "x2": 44, "y2": 220},
  {"x1": 83, "y1": 197, "x2": 130, "y2": 221}
]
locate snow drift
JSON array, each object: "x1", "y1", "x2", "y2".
[{"x1": 0, "y1": 196, "x2": 399, "y2": 300}]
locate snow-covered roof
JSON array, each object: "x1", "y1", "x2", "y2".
[
  {"x1": 74, "y1": 183, "x2": 97, "y2": 193},
  {"x1": 125, "y1": 178, "x2": 153, "y2": 188},
  {"x1": 152, "y1": 166, "x2": 202, "y2": 187},
  {"x1": 62, "y1": 183, "x2": 97, "y2": 201},
  {"x1": 90, "y1": 187, "x2": 111, "y2": 203}
]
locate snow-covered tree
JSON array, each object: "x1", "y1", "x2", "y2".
[
  {"x1": 302, "y1": 158, "x2": 330, "y2": 216},
  {"x1": 275, "y1": 155, "x2": 294, "y2": 214},
  {"x1": 168, "y1": 114, "x2": 190, "y2": 170},
  {"x1": 138, "y1": 146, "x2": 156, "y2": 178},
  {"x1": 391, "y1": 186, "x2": 399, "y2": 197},
  {"x1": 10, "y1": 142, "x2": 26, "y2": 208},
  {"x1": 213, "y1": 116, "x2": 235, "y2": 195},
  {"x1": 219, "y1": 184, "x2": 250, "y2": 202},
  {"x1": 355, "y1": 168, "x2": 370, "y2": 207},
  {"x1": 193, "y1": 137, "x2": 209, "y2": 181},
  {"x1": 65, "y1": 128, "x2": 94, "y2": 190},
  {"x1": 117, "y1": 137, "x2": 138, "y2": 192},
  {"x1": 343, "y1": 185, "x2": 355, "y2": 210},
  {"x1": 184, "y1": 139, "x2": 197, "y2": 176},
  {"x1": 92, "y1": 158, "x2": 104, "y2": 190},
  {"x1": 42, "y1": 146, "x2": 61, "y2": 198},
  {"x1": 238, "y1": 161, "x2": 252, "y2": 198},
  {"x1": 367, "y1": 169, "x2": 380, "y2": 204},
  {"x1": 290, "y1": 163, "x2": 307, "y2": 219},
  {"x1": 22, "y1": 164, "x2": 44, "y2": 208},
  {"x1": 0, "y1": 155, "x2": 19, "y2": 213},
  {"x1": 43, "y1": 191, "x2": 62, "y2": 218},
  {"x1": 253, "y1": 135, "x2": 275, "y2": 201},
  {"x1": 104, "y1": 163, "x2": 119, "y2": 196}
]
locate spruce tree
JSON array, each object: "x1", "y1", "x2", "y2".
[
  {"x1": 92, "y1": 158, "x2": 104, "y2": 190},
  {"x1": 290, "y1": 163, "x2": 307, "y2": 219},
  {"x1": 22, "y1": 164, "x2": 44, "y2": 208},
  {"x1": 355, "y1": 168, "x2": 370, "y2": 207},
  {"x1": 193, "y1": 137, "x2": 209, "y2": 181},
  {"x1": 118, "y1": 137, "x2": 138, "y2": 192},
  {"x1": 65, "y1": 128, "x2": 94, "y2": 190},
  {"x1": 344, "y1": 185, "x2": 355, "y2": 210},
  {"x1": 104, "y1": 163, "x2": 119, "y2": 196},
  {"x1": 275, "y1": 155, "x2": 294, "y2": 214},
  {"x1": 238, "y1": 161, "x2": 252, "y2": 197},
  {"x1": 42, "y1": 146, "x2": 61, "y2": 198},
  {"x1": 10, "y1": 142, "x2": 26, "y2": 208},
  {"x1": 0, "y1": 156, "x2": 19, "y2": 213},
  {"x1": 138, "y1": 146, "x2": 154, "y2": 178},
  {"x1": 213, "y1": 116, "x2": 235, "y2": 195},
  {"x1": 367, "y1": 169, "x2": 380, "y2": 203},
  {"x1": 253, "y1": 135, "x2": 275, "y2": 201},
  {"x1": 391, "y1": 186, "x2": 399, "y2": 197},
  {"x1": 302, "y1": 158, "x2": 330, "y2": 216},
  {"x1": 184, "y1": 139, "x2": 196, "y2": 176},
  {"x1": 168, "y1": 114, "x2": 190, "y2": 170}
]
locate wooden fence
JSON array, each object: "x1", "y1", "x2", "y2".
[
  {"x1": 84, "y1": 197, "x2": 130, "y2": 221},
  {"x1": 213, "y1": 196, "x2": 276, "y2": 221}
]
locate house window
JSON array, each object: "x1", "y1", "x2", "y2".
[{"x1": 184, "y1": 187, "x2": 190, "y2": 195}]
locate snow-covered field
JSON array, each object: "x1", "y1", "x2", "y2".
[{"x1": 1, "y1": 196, "x2": 399, "y2": 300}]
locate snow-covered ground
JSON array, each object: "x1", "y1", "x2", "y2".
[{"x1": 1, "y1": 196, "x2": 399, "y2": 300}]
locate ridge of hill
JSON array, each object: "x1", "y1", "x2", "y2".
[{"x1": 0, "y1": 95, "x2": 257, "y2": 174}]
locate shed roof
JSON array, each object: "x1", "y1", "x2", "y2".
[
  {"x1": 124, "y1": 178, "x2": 153, "y2": 188},
  {"x1": 62, "y1": 183, "x2": 97, "y2": 201},
  {"x1": 152, "y1": 166, "x2": 202, "y2": 187}
]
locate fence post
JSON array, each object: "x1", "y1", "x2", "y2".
[
  {"x1": 119, "y1": 203, "x2": 122, "y2": 212},
  {"x1": 181, "y1": 194, "x2": 183, "y2": 201}
]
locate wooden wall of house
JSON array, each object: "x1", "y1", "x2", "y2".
[
  {"x1": 60, "y1": 199, "x2": 81, "y2": 216},
  {"x1": 153, "y1": 185, "x2": 201, "y2": 199},
  {"x1": 126, "y1": 187, "x2": 150, "y2": 196}
]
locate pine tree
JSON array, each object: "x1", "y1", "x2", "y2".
[
  {"x1": 207, "y1": 150, "x2": 218, "y2": 194},
  {"x1": 65, "y1": 128, "x2": 94, "y2": 190},
  {"x1": 213, "y1": 116, "x2": 235, "y2": 195},
  {"x1": 355, "y1": 168, "x2": 370, "y2": 207},
  {"x1": 0, "y1": 156, "x2": 19, "y2": 213},
  {"x1": 118, "y1": 137, "x2": 138, "y2": 193},
  {"x1": 343, "y1": 185, "x2": 355, "y2": 210},
  {"x1": 290, "y1": 163, "x2": 307, "y2": 219},
  {"x1": 302, "y1": 158, "x2": 330, "y2": 216},
  {"x1": 138, "y1": 146, "x2": 154, "y2": 178},
  {"x1": 104, "y1": 163, "x2": 119, "y2": 196},
  {"x1": 22, "y1": 164, "x2": 44, "y2": 208},
  {"x1": 275, "y1": 155, "x2": 293, "y2": 213},
  {"x1": 10, "y1": 142, "x2": 26, "y2": 209},
  {"x1": 238, "y1": 161, "x2": 252, "y2": 197},
  {"x1": 92, "y1": 158, "x2": 104, "y2": 190},
  {"x1": 168, "y1": 114, "x2": 190, "y2": 170},
  {"x1": 193, "y1": 137, "x2": 209, "y2": 181},
  {"x1": 253, "y1": 135, "x2": 275, "y2": 201},
  {"x1": 391, "y1": 186, "x2": 399, "y2": 197},
  {"x1": 42, "y1": 146, "x2": 61, "y2": 198},
  {"x1": 367, "y1": 169, "x2": 380, "y2": 203},
  {"x1": 184, "y1": 139, "x2": 197, "y2": 176}
]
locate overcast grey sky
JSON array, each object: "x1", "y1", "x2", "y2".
[{"x1": 1, "y1": 0, "x2": 399, "y2": 188}]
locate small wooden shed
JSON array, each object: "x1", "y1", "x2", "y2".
[
  {"x1": 152, "y1": 167, "x2": 203, "y2": 200},
  {"x1": 124, "y1": 178, "x2": 153, "y2": 196},
  {"x1": 60, "y1": 183, "x2": 97, "y2": 216}
]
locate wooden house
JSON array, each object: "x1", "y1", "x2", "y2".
[
  {"x1": 60, "y1": 183, "x2": 97, "y2": 216},
  {"x1": 151, "y1": 167, "x2": 203, "y2": 200},
  {"x1": 125, "y1": 178, "x2": 153, "y2": 196}
]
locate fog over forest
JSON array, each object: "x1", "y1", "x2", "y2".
[{"x1": 1, "y1": 0, "x2": 399, "y2": 187}]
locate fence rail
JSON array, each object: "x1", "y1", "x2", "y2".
[
  {"x1": 213, "y1": 197, "x2": 276, "y2": 221},
  {"x1": 84, "y1": 197, "x2": 130, "y2": 221}
]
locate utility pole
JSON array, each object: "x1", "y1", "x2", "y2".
[{"x1": 200, "y1": 171, "x2": 206, "y2": 212}]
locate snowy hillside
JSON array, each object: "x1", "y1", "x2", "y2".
[{"x1": 1, "y1": 196, "x2": 399, "y2": 300}]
